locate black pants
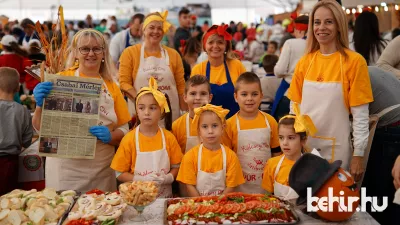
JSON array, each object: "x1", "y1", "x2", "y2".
[{"x1": 362, "y1": 125, "x2": 400, "y2": 225}]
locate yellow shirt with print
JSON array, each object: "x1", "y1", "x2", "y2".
[
  {"x1": 261, "y1": 155, "x2": 296, "y2": 193},
  {"x1": 223, "y1": 111, "x2": 280, "y2": 153},
  {"x1": 172, "y1": 112, "x2": 199, "y2": 153},
  {"x1": 288, "y1": 49, "x2": 373, "y2": 109},
  {"x1": 111, "y1": 127, "x2": 183, "y2": 173},
  {"x1": 190, "y1": 59, "x2": 247, "y2": 85},
  {"x1": 58, "y1": 67, "x2": 131, "y2": 128},
  {"x1": 176, "y1": 144, "x2": 245, "y2": 188},
  {"x1": 118, "y1": 43, "x2": 186, "y2": 95}
]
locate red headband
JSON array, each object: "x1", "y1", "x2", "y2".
[
  {"x1": 202, "y1": 24, "x2": 232, "y2": 50},
  {"x1": 295, "y1": 23, "x2": 308, "y2": 31}
]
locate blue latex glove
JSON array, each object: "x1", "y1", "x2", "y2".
[
  {"x1": 89, "y1": 126, "x2": 112, "y2": 144},
  {"x1": 33, "y1": 82, "x2": 53, "y2": 107}
]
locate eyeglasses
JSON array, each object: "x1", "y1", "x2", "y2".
[{"x1": 78, "y1": 47, "x2": 104, "y2": 55}]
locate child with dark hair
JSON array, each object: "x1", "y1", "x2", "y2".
[{"x1": 260, "y1": 55, "x2": 281, "y2": 113}]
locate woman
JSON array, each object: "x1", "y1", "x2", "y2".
[
  {"x1": 350, "y1": 11, "x2": 387, "y2": 66},
  {"x1": 272, "y1": 15, "x2": 309, "y2": 120},
  {"x1": 191, "y1": 24, "x2": 246, "y2": 118},
  {"x1": 181, "y1": 37, "x2": 201, "y2": 81},
  {"x1": 119, "y1": 11, "x2": 186, "y2": 122},
  {"x1": 288, "y1": 0, "x2": 373, "y2": 181},
  {"x1": 32, "y1": 29, "x2": 131, "y2": 192}
]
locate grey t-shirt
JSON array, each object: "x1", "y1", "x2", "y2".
[
  {"x1": 368, "y1": 66, "x2": 400, "y2": 127},
  {"x1": 0, "y1": 100, "x2": 33, "y2": 155}
]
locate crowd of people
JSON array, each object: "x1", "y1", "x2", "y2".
[{"x1": 1, "y1": 0, "x2": 400, "y2": 224}]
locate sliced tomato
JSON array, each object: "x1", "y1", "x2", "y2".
[
  {"x1": 229, "y1": 203, "x2": 241, "y2": 214},
  {"x1": 216, "y1": 204, "x2": 225, "y2": 214},
  {"x1": 245, "y1": 201, "x2": 258, "y2": 210},
  {"x1": 187, "y1": 205, "x2": 199, "y2": 215},
  {"x1": 86, "y1": 189, "x2": 104, "y2": 195},
  {"x1": 239, "y1": 203, "x2": 247, "y2": 213},
  {"x1": 223, "y1": 204, "x2": 235, "y2": 214},
  {"x1": 197, "y1": 205, "x2": 208, "y2": 215},
  {"x1": 173, "y1": 205, "x2": 189, "y2": 215}
]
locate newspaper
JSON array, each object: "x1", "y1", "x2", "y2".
[{"x1": 38, "y1": 74, "x2": 102, "y2": 159}]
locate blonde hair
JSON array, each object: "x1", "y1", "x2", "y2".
[
  {"x1": 203, "y1": 34, "x2": 238, "y2": 60},
  {"x1": 66, "y1": 29, "x2": 115, "y2": 81},
  {"x1": 306, "y1": 0, "x2": 349, "y2": 58},
  {"x1": 0, "y1": 67, "x2": 19, "y2": 93}
]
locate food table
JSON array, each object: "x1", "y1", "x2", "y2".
[{"x1": 118, "y1": 199, "x2": 380, "y2": 225}]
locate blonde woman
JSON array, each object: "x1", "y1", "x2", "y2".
[
  {"x1": 288, "y1": 0, "x2": 373, "y2": 181},
  {"x1": 32, "y1": 29, "x2": 131, "y2": 192},
  {"x1": 119, "y1": 11, "x2": 186, "y2": 123},
  {"x1": 191, "y1": 25, "x2": 246, "y2": 118}
]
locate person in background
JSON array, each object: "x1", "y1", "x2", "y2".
[
  {"x1": 362, "y1": 67, "x2": 400, "y2": 225},
  {"x1": 20, "y1": 18, "x2": 39, "y2": 50},
  {"x1": 181, "y1": 37, "x2": 201, "y2": 81},
  {"x1": 174, "y1": 8, "x2": 196, "y2": 53},
  {"x1": 110, "y1": 13, "x2": 144, "y2": 65},
  {"x1": 11, "y1": 27, "x2": 24, "y2": 46},
  {"x1": 0, "y1": 67, "x2": 33, "y2": 195},
  {"x1": 106, "y1": 20, "x2": 118, "y2": 39},
  {"x1": 85, "y1": 14, "x2": 95, "y2": 28},
  {"x1": 288, "y1": 0, "x2": 373, "y2": 176},
  {"x1": 190, "y1": 15, "x2": 203, "y2": 42},
  {"x1": 246, "y1": 23, "x2": 256, "y2": 39},
  {"x1": 77, "y1": 21, "x2": 86, "y2": 30},
  {"x1": 392, "y1": 28, "x2": 400, "y2": 40},
  {"x1": 350, "y1": 11, "x2": 387, "y2": 66},
  {"x1": 95, "y1": 19, "x2": 108, "y2": 33},
  {"x1": 202, "y1": 20, "x2": 209, "y2": 33},
  {"x1": 273, "y1": 15, "x2": 309, "y2": 120},
  {"x1": 177, "y1": 104, "x2": 245, "y2": 196},
  {"x1": 245, "y1": 34, "x2": 264, "y2": 63},
  {"x1": 233, "y1": 32, "x2": 244, "y2": 52},
  {"x1": 67, "y1": 21, "x2": 76, "y2": 41},
  {"x1": 260, "y1": 55, "x2": 281, "y2": 114},
  {"x1": 25, "y1": 39, "x2": 44, "y2": 93},
  {"x1": 223, "y1": 72, "x2": 281, "y2": 194},
  {"x1": 267, "y1": 41, "x2": 278, "y2": 55},
  {"x1": 111, "y1": 77, "x2": 183, "y2": 198},
  {"x1": 191, "y1": 25, "x2": 246, "y2": 118},
  {"x1": 229, "y1": 21, "x2": 236, "y2": 34},
  {"x1": 119, "y1": 11, "x2": 186, "y2": 122},
  {"x1": 376, "y1": 35, "x2": 400, "y2": 79}
]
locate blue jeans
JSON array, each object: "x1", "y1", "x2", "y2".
[{"x1": 362, "y1": 125, "x2": 400, "y2": 225}]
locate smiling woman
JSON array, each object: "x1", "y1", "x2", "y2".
[
  {"x1": 288, "y1": 0, "x2": 373, "y2": 181},
  {"x1": 119, "y1": 11, "x2": 186, "y2": 124}
]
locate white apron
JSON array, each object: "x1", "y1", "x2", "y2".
[
  {"x1": 185, "y1": 113, "x2": 199, "y2": 153},
  {"x1": 196, "y1": 144, "x2": 226, "y2": 196},
  {"x1": 236, "y1": 112, "x2": 271, "y2": 194},
  {"x1": 22, "y1": 34, "x2": 33, "y2": 50},
  {"x1": 300, "y1": 53, "x2": 352, "y2": 169},
  {"x1": 133, "y1": 125, "x2": 172, "y2": 198},
  {"x1": 127, "y1": 43, "x2": 180, "y2": 124},
  {"x1": 273, "y1": 156, "x2": 299, "y2": 200},
  {"x1": 46, "y1": 70, "x2": 118, "y2": 192}
]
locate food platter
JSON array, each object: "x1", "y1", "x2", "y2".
[{"x1": 165, "y1": 193, "x2": 300, "y2": 225}]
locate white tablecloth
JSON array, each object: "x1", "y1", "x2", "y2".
[
  {"x1": 18, "y1": 140, "x2": 45, "y2": 182},
  {"x1": 118, "y1": 199, "x2": 379, "y2": 225}
]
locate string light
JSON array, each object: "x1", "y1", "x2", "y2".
[
  {"x1": 396, "y1": 5, "x2": 399, "y2": 10},
  {"x1": 352, "y1": 8, "x2": 356, "y2": 14},
  {"x1": 381, "y1": 2, "x2": 387, "y2": 7},
  {"x1": 375, "y1": 6, "x2": 379, "y2": 12},
  {"x1": 358, "y1": 8, "x2": 362, "y2": 13},
  {"x1": 342, "y1": 6, "x2": 346, "y2": 11},
  {"x1": 384, "y1": 6, "x2": 388, "y2": 12},
  {"x1": 346, "y1": 9, "x2": 351, "y2": 14}
]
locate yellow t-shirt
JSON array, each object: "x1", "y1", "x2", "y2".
[
  {"x1": 177, "y1": 144, "x2": 245, "y2": 187},
  {"x1": 190, "y1": 59, "x2": 247, "y2": 86},
  {"x1": 118, "y1": 43, "x2": 185, "y2": 95},
  {"x1": 223, "y1": 111, "x2": 280, "y2": 153},
  {"x1": 58, "y1": 67, "x2": 131, "y2": 127},
  {"x1": 110, "y1": 127, "x2": 183, "y2": 173},
  {"x1": 261, "y1": 155, "x2": 296, "y2": 193},
  {"x1": 171, "y1": 113, "x2": 198, "y2": 153},
  {"x1": 288, "y1": 49, "x2": 373, "y2": 110}
]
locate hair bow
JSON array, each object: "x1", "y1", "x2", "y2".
[
  {"x1": 279, "y1": 103, "x2": 317, "y2": 136},
  {"x1": 192, "y1": 104, "x2": 230, "y2": 126},
  {"x1": 202, "y1": 24, "x2": 232, "y2": 50},
  {"x1": 136, "y1": 77, "x2": 170, "y2": 113},
  {"x1": 143, "y1": 10, "x2": 171, "y2": 33}
]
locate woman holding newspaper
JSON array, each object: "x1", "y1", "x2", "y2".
[{"x1": 32, "y1": 29, "x2": 131, "y2": 192}]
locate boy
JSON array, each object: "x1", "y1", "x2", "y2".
[
  {"x1": 267, "y1": 40, "x2": 278, "y2": 55},
  {"x1": 0, "y1": 67, "x2": 33, "y2": 195},
  {"x1": 172, "y1": 75, "x2": 212, "y2": 153},
  {"x1": 260, "y1": 55, "x2": 281, "y2": 113},
  {"x1": 174, "y1": 8, "x2": 198, "y2": 53},
  {"x1": 223, "y1": 72, "x2": 280, "y2": 194}
]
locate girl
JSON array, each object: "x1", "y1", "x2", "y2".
[
  {"x1": 261, "y1": 104, "x2": 317, "y2": 201},
  {"x1": 177, "y1": 104, "x2": 245, "y2": 197},
  {"x1": 111, "y1": 77, "x2": 183, "y2": 198}
]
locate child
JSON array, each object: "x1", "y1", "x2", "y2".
[
  {"x1": 172, "y1": 75, "x2": 212, "y2": 153},
  {"x1": 260, "y1": 55, "x2": 281, "y2": 113},
  {"x1": 0, "y1": 67, "x2": 33, "y2": 195},
  {"x1": 267, "y1": 40, "x2": 278, "y2": 55},
  {"x1": 261, "y1": 104, "x2": 317, "y2": 200},
  {"x1": 223, "y1": 72, "x2": 281, "y2": 194},
  {"x1": 111, "y1": 77, "x2": 183, "y2": 198},
  {"x1": 177, "y1": 104, "x2": 245, "y2": 197}
]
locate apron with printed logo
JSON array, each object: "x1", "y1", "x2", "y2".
[
  {"x1": 127, "y1": 43, "x2": 180, "y2": 124},
  {"x1": 185, "y1": 113, "x2": 199, "y2": 153},
  {"x1": 46, "y1": 70, "x2": 119, "y2": 192},
  {"x1": 273, "y1": 156, "x2": 299, "y2": 200},
  {"x1": 300, "y1": 53, "x2": 352, "y2": 169},
  {"x1": 196, "y1": 144, "x2": 226, "y2": 196},
  {"x1": 133, "y1": 125, "x2": 172, "y2": 198},
  {"x1": 235, "y1": 112, "x2": 271, "y2": 194}
]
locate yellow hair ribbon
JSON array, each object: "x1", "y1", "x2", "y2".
[
  {"x1": 279, "y1": 103, "x2": 317, "y2": 136},
  {"x1": 143, "y1": 10, "x2": 171, "y2": 33},
  {"x1": 192, "y1": 104, "x2": 230, "y2": 125},
  {"x1": 136, "y1": 77, "x2": 170, "y2": 113}
]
